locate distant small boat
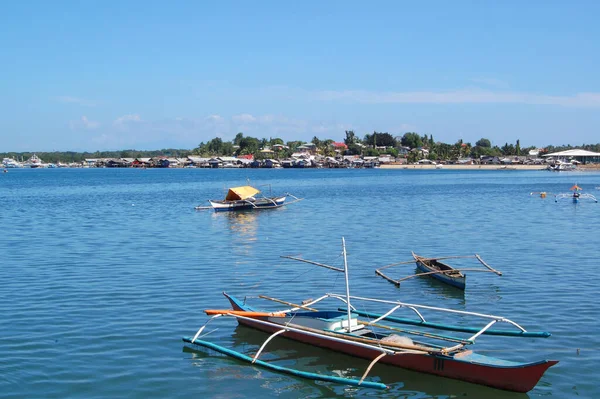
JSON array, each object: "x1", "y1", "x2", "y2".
[
  {"x1": 554, "y1": 184, "x2": 597, "y2": 203},
  {"x1": 2, "y1": 158, "x2": 23, "y2": 168},
  {"x1": 547, "y1": 160, "x2": 577, "y2": 171}
]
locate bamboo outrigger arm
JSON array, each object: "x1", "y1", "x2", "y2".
[
  {"x1": 280, "y1": 255, "x2": 345, "y2": 272},
  {"x1": 258, "y1": 295, "x2": 318, "y2": 311},
  {"x1": 475, "y1": 254, "x2": 502, "y2": 275},
  {"x1": 252, "y1": 329, "x2": 287, "y2": 363},
  {"x1": 393, "y1": 268, "x2": 495, "y2": 284},
  {"x1": 375, "y1": 269, "x2": 400, "y2": 286}
]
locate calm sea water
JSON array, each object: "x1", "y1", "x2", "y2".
[{"x1": 1, "y1": 168, "x2": 599, "y2": 398}]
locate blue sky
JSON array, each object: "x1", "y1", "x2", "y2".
[{"x1": 1, "y1": 1, "x2": 599, "y2": 151}]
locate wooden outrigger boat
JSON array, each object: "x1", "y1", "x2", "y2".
[
  {"x1": 554, "y1": 184, "x2": 597, "y2": 203},
  {"x1": 183, "y1": 239, "x2": 557, "y2": 392},
  {"x1": 195, "y1": 185, "x2": 302, "y2": 212},
  {"x1": 412, "y1": 252, "x2": 466, "y2": 289},
  {"x1": 376, "y1": 253, "x2": 502, "y2": 290}
]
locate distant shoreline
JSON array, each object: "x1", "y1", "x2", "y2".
[{"x1": 381, "y1": 164, "x2": 600, "y2": 170}]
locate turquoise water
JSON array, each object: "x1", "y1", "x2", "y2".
[{"x1": 1, "y1": 168, "x2": 599, "y2": 398}]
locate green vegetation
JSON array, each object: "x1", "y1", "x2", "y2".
[{"x1": 3, "y1": 132, "x2": 600, "y2": 162}]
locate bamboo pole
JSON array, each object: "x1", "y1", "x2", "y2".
[
  {"x1": 475, "y1": 254, "x2": 502, "y2": 276},
  {"x1": 415, "y1": 255, "x2": 477, "y2": 261},
  {"x1": 280, "y1": 255, "x2": 344, "y2": 273},
  {"x1": 377, "y1": 254, "x2": 480, "y2": 271},
  {"x1": 258, "y1": 295, "x2": 318, "y2": 311},
  {"x1": 376, "y1": 260, "x2": 417, "y2": 271},
  {"x1": 392, "y1": 267, "x2": 506, "y2": 283},
  {"x1": 375, "y1": 269, "x2": 400, "y2": 286}
]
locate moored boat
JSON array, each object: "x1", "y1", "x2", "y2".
[
  {"x1": 197, "y1": 185, "x2": 301, "y2": 212},
  {"x1": 208, "y1": 195, "x2": 288, "y2": 212},
  {"x1": 554, "y1": 184, "x2": 598, "y2": 204},
  {"x1": 412, "y1": 252, "x2": 466, "y2": 290},
  {"x1": 183, "y1": 239, "x2": 556, "y2": 393},
  {"x1": 375, "y1": 253, "x2": 501, "y2": 290}
]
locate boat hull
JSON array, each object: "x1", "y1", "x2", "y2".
[
  {"x1": 209, "y1": 196, "x2": 286, "y2": 212},
  {"x1": 224, "y1": 294, "x2": 556, "y2": 393},
  {"x1": 413, "y1": 255, "x2": 466, "y2": 290}
]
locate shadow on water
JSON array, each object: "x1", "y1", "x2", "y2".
[{"x1": 183, "y1": 325, "x2": 531, "y2": 399}]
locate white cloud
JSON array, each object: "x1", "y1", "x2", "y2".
[
  {"x1": 314, "y1": 88, "x2": 600, "y2": 107},
  {"x1": 114, "y1": 114, "x2": 142, "y2": 126},
  {"x1": 69, "y1": 115, "x2": 100, "y2": 130},
  {"x1": 232, "y1": 113, "x2": 257, "y2": 123},
  {"x1": 205, "y1": 114, "x2": 224, "y2": 122}
]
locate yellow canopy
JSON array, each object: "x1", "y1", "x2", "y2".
[{"x1": 225, "y1": 186, "x2": 260, "y2": 201}]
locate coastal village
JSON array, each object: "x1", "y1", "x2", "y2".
[{"x1": 3, "y1": 143, "x2": 600, "y2": 170}]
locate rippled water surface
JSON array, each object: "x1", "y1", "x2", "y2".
[{"x1": 1, "y1": 168, "x2": 599, "y2": 398}]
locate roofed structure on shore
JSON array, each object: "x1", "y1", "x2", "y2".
[
  {"x1": 543, "y1": 149, "x2": 600, "y2": 157},
  {"x1": 543, "y1": 149, "x2": 600, "y2": 164}
]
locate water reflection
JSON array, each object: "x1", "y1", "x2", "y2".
[
  {"x1": 214, "y1": 210, "x2": 259, "y2": 242},
  {"x1": 183, "y1": 324, "x2": 530, "y2": 398}
]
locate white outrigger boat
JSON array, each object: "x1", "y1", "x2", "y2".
[
  {"x1": 183, "y1": 239, "x2": 557, "y2": 392},
  {"x1": 195, "y1": 185, "x2": 302, "y2": 212},
  {"x1": 555, "y1": 184, "x2": 597, "y2": 203}
]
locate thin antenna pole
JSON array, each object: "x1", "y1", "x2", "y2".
[{"x1": 342, "y1": 237, "x2": 352, "y2": 332}]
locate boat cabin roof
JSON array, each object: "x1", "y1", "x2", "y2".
[{"x1": 225, "y1": 186, "x2": 261, "y2": 201}]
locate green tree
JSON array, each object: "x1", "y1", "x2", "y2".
[
  {"x1": 237, "y1": 136, "x2": 261, "y2": 155},
  {"x1": 233, "y1": 133, "x2": 244, "y2": 146},
  {"x1": 347, "y1": 143, "x2": 362, "y2": 155},
  {"x1": 206, "y1": 137, "x2": 224, "y2": 154},
  {"x1": 364, "y1": 131, "x2": 396, "y2": 148},
  {"x1": 475, "y1": 138, "x2": 491, "y2": 148},
  {"x1": 344, "y1": 130, "x2": 357, "y2": 145},
  {"x1": 401, "y1": 132, "x2": 423, "y2": 149}
]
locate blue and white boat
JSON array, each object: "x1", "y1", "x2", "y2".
[
  {"x1": 412, "y1": 252, "x2": 466, "y2": 290},
  {"x1": 198, "y1": 185, "x2": 301, "y2": 212}
]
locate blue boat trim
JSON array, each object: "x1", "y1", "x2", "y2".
[
  {"x1": 340, "y1": 309, "x2": 552, "y2": 338},
  {"x1": 182, "y1": 336, "x2": 388, "y2": 390}
]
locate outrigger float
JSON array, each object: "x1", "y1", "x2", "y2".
[
  {"x1": 183, "y1": 239, "x2": 557, "y2": 392},
  {"x1": 375, "y1": 253, "x2": 502, "y2": 290}
]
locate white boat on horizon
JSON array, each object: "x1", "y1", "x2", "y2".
[
  {"x1": 23, "y1": 154, "x2": 46, "y2": 168},
  {"x1": 2, "y1": 158, "x2": 23, "y2": 168},
  {"x1": 547, "y1": 159, "x2": 577, "y2": 171}
]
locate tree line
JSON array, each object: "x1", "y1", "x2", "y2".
[{"x1": 3, "y1": 132, "x2": 600, "y2": 163}]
